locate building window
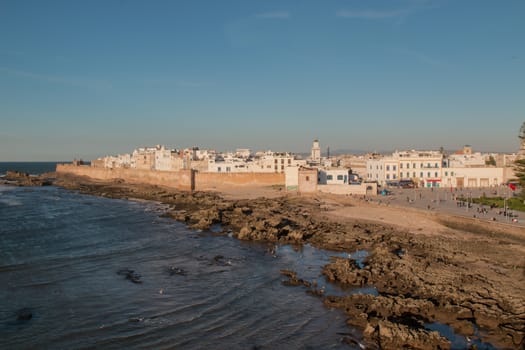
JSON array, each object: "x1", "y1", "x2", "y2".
[
  {"x1": 288, "y1": 159, "x2": 291, "y2": 164},
  {"x1": 337, "y1": 175, "x2": 344, "y2": 181},
  {"x1": 306, "y1": 176, "x2": 310, "y2": 181},
  {"x1": 217, "y1": 167, "x2": 221, "y2": 172},
  {"x1": 400, "y1": 163, "x2": 403, "y2": 169},
  {"x1": 413, "y1": 172, "x2": 416, "y2": 177},
  {"x1": 386, "y1": 165, "x2": 390, "y2": 171},
  {"x1": 427, "y1": 172, "x2": 431, "y2": 177},
  {"x1": 393, "y1": 165, "x2": 397, "y2": 171},
  {"x1": 281, "y1": 165, "x2": 284, "y2": 170},
  {"x1": 427, "y1": 163, "x2": 431, "y2": 168},
  {"x1": 226, "y1": 167, "x2": 231, "y2": 172},
  {"x1": 393, "y1": 174, "x2": 397, "y2": 179},
  {"x1": 386, "y1": 174, "x2": 390, "y2": 179},
  {"x1": 413, "y1": 163, "x2": 416, "y2": 168},
  {"x1": 327, "y1": 175, "x2": 333, "y2": 180},
  {"x1": 420, "y1": 172, "x2": 423, "y2": 177},
  {"x1": 281, "y1": 159, "x2": 284, "y2": 164},
  {"x1": 445, "y1": 171, "x2": 448, "y2": 176},
  {"x1": 435, "y1": 163, "x2": 438, "y2": 168},
  {"x1": 451, "y1": 171, "x2": 454, "y2": 176},
  {"x1": 275, "y1": 159, "x2": 278, "y2": 164},
  {"x1": 400, "y1": 172, "x2": 403, "y2": 178},
  {"x1": 435, "y1": 172, "x2": 438, "y2": 177}
]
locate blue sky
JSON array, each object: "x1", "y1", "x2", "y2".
[{"x1": 0, "y1": 0, "x2": 524, "y2": 161}]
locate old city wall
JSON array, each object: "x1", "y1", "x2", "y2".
[
  {"x1": 56, "y1": 164, "x2": 194, "y2": 191},
  {"x1": 318, "y1": 183, "x2": 376, "y2": 196},
  {"x1": 195, "y1": 172, "x2": 284, "y2": 191},
  {"x1": 56, "y1": 164, "x2": 284, "y2": 191}
]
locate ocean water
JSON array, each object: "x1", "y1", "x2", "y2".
[
  {"x1": 0, "y1": 185, "x2": 359, "y2": 349},
  {"x1": 0, "y1": 162, "x2": 68, "y2": 176}
]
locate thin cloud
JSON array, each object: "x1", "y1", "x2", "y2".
[
  {"x1": 337, "y1": 0, "x2": 441, "y2": 21},
  {"x1": 0, "y1": 67, "x2": 111, "y2": 90},
  {"x1": 255, "y1": 11, "x2": 290, "y2": 20},
  {"x1": 337, "y1": 9, "x2": 409, "y2": 19},
  {"x1": 389, "y1": 47, "x2": 445, "y2": 66}
]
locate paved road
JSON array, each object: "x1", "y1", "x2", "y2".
[{"x1": 371, "y1": 185, "x2": 525, "y2": 229}]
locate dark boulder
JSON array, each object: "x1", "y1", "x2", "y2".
[
  {"x1": 117, "y1": 268, "x2": 142, "y2": 284},
  {"x1": 16, "y1": 308, "x2": 33, "y2": 321}
]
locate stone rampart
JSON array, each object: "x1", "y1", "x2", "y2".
[
  {"x1": 56, "y1": 164, "x2": 194, "y2": 191},
  {"x1": 195, "y1": 172, "x2": 284, "y2": 191},
  {"x1": 318, "y1": 183, "x2": 377, "y2": 196},
  {"x1": 56, "y1": 164, "x2": 284, "y2": 192}
]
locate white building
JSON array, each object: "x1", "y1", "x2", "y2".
[
  {"x1": 208, "y1": 156, "x2": 254, "y2": 173},
  {"x1": 207, "y1": 150, "x2": 306, "y2": 173},
  {"x1": 131, "y1": 147, "x2": 156, "y2": 170},
  {"x1": 154, "y1": 145, "x2": 174, "y2": 171},
  {"x1": 260, "y1": 152, "x2": 295, "y2": 173},
  {"x1": 285, "y1": 166, "x2": 377, "y2": 196},
  {"x1": 318, "y1": 168, "x2": 351, "y2": 185},
  {"x1": 441, "y1": 167, "x2": 505, "y2": 188},
  {"x1": 337, "y1": 155, "x2": 368, "y2": 179},
  {"x1": 285, "y1": 166, "x2": 300, "y2": 191},
  {"x1": 131, "y1": 145, "x2": 179, "y2": 171},
  {"x1": 367, "y1": 150, "x2": 444, "y2": 187},
  {"x1": 235, "y1": 148, "x2": 251, "y2": 158},
  {"x1": 447, "y1": 145, "x2": 486, "y2": 167},
  {"x1": 365, "y1": 148, "x2": 513, "y2": 189},
  {"x1": 95, "y1": 153, "x2": 131, "y2": 169},
  {"x1": 195, "y1": 149, "x2": 215, "y2": 161}
]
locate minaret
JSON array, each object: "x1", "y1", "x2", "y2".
[{"x1": 311, "y1": 139, "x2": 321, "y2": 162}]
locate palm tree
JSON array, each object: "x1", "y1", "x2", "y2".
[{"x1": 513, "y1": 158, "x2": 525, "y2": 195}]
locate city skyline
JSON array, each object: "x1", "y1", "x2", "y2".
[{"x1": 1, "y1": 0, "x2": 524, "y2": 161}]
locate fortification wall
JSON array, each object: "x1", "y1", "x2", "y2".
[
  {"x1": 195, "y1": 172, "x2": 284, "y2": 191},
  {"x1": 56, "y1": 164, "x2": 194, "y2": 191},
  {"x1": 56, "y1": 164, "x2": 284, "y2": 191},
  {"x1": 318, "y1": 183, "x2": 376, "y2": 196}
]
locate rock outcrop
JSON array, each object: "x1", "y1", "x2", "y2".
[
  {"x1": 52, "y1": 175, "x2": 525, "y2": 349},
  {"x1": 2, "y1": 170, "x2": 54, "y2": 186}
]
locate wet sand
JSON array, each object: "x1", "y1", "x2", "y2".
[{"x1": 52, "y1": 174, "x2": 525, "y2": 349}]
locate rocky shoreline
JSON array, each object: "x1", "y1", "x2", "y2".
[
  {"x1": 10, "y1": 173, "x2": 525, "y2": 349},
  {"x1": 0, "y1": 170, "x2": 54, "y2": 186}
]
